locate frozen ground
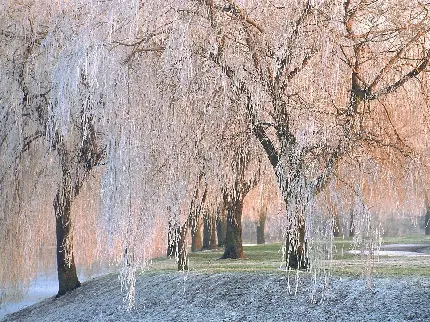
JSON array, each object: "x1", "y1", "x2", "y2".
[
  {"x1": 2, "y1": 271, "x2": 430, "y2": 322},
  {"x1": 0, "y1": 274, "x2": 58, "y2": 319},
  {"x1": 348, "y1": 243, "x2": 430, "y2": 256},
  {"x1": 0, "y1": 265, "x2": 115, "y2": 320}
]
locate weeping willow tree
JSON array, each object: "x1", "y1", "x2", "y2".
[
  {"x1": 0, "y1": 0, "x2": 177, "y2": 305},
  {"x1": 165, "y1": 0, "x2": 430, "y2": 269},
  {"x1": 2, "y1": 0, "x2": 430, "y2": 310}
]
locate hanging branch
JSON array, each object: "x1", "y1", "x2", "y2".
[
  {"x1": 224, "y1": 0, "x2": 264, "y2": 33},
  {"x1": 373, "y1": 49, "x2": 430, "y2": 99},
  {"x1": 368, "y1": 28, "x2": 429, "y2": 94}
]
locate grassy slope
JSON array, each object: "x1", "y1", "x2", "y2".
[{"x1": 3, "y1": 235, "x2": 430, "y2": 321}]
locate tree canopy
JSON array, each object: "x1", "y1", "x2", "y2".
[{"x1": 1, "y1": 0, "x2": 430, "y2": 306}]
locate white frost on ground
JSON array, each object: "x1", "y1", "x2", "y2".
[
  {"x1": 0, "y1": 274, "x2": 58, "y2": 320},
  {"x1": 348, "y1": 244, "x2": 430, "y2": 257},
  {"x1": 347, "y1": 250, "x2": 430, "y2": 256},
  {"x1": 2, "y1": 272, "x2": 430, "y2": 322},
  {"x1": 0, "y1": 265, "x2": 115, "y2": 320}
]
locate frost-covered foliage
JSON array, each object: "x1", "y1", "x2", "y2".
[
  {"x1": 167, "y1": 0, "x2": 430, "y2": 271},
  {"x1": 1, "y1": 0, "x2": 430, "y2": 308}
]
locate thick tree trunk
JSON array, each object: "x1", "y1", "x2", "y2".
[
  {"x1": 221, "y1": 198, "x2": 245, "y2": 259},
  {"x1": 191, "y1": 214, "x2": 202, "y2": 252},
  {"x1": 177, "y1": 224, "x2": 188, "y2": 271},
  {"x1": 256, "y1": 210, "x2": 266, "y2": 244},
  {"x1": 54, "y1": 183, "x2": 80, "y2": 296},
  {"x1": 216, "y1": 208, "x2": 227, "y2": 247},
  {"x1": 285, "y1": 215, "x2": 309, "y2": 270}
]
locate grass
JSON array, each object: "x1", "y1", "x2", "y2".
[
  {"x1": 149, "y1": 243, "x2": 285, "y2": 274},
  {"x1": 146, "y1": 235, "x2": 430, "y2": 277}
]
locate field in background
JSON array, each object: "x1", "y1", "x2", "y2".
[{"x1": 148, "y1": 235, "x2": 430, "y2": 277}]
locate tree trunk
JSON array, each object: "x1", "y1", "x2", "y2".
[
  {"x1": 221, "y1": 197, "x2": 245, "y2": 259},
  {"x1": 256, "y1": 210, "x2": 266, "y2": 244},
  {"x1": 349, "y1": 210, "x2": 355, "y2": 237},
  {"x1": 54, "y1": 182, "x2": 80, "y2": 296},
  {"x1": 202, "y1": 210, "x2": 217, "y2": 250},
  {"x1": 333, "y1": 212, "x2": 342, "y2": 237},
  {"x1": 167, "y1": 217, "x2": 179, "y2": 257},
  {"x1": 285, "y1": 215, "x2": 309, "y2": 270},
  {"x1": 210, "y1": 214, "x2": 217, "y2": 248},
  {"x1": 202, "y1": 211, "x2": 211, "y2": 250},
  {"x1": 177, "y1": 224, "x2": 188, "y2": 271},
  {"x1": 191, "y1": 214, "x2": 202, "y2": 252},
  {"x1": 425, "y1": 208, "x2": 430, "y2": 236},
  {"x1": 216, "y1": 207, "x2": 227, "y2": 247}
]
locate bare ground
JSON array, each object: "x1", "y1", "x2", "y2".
[{"x1": 3, "y1": 271, "x2": 430, "y2": 322}]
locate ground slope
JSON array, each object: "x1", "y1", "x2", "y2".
[{"x1": 3, "y1": 272, "x2": 430, "y2": 321}]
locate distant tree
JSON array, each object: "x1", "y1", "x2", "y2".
[
  {"x1": 202, "y1": 208, "x2": 217, "y2": 250},
  {"x1": 221, "y1": 147, "x2": 259, "y2": 259},
  {"x1": 424, "y1": 194, "x2": 430, "y2": 236},
  {"x1": 256, "y1": 206, "x2": 268, "y2": 245},
  {"x1": 191, "y1": 179, "x2": 206, "y2": 252},
  {"x1": 191, "y1": 215, "x2": 203, "y2": 252},
  {"x1": 216, "y1": 203, "x2": 227, "y2": 248}
]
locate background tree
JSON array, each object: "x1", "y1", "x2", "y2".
[{"x1": 216, "y1": 202, "x2": 227, "y2": 248}]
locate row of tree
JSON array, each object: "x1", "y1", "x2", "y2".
[{"x1": 1, "y1": 0, "x2": 430, "y2": 306}]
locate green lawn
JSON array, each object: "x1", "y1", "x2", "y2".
[{"x1": 147, "y1": 235, "x2": 430, "y2": 277}]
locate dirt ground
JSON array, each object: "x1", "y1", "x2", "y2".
[{"x1": 3, "y1": 271, "x2": 430, "y2": 322}]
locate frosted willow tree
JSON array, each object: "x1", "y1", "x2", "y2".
[
  {"x1": 170, "y1": 0, "x2": 430, "y2": 269},
  {"x1": 0, "y1": 0, "x2": 173, "y2": 303},
  {"x1": 2, "y1": 0, "x2": 430, "y2": 308},
  {"x1": 0, "y1": 0, "x2": 118, "y2": 297}
]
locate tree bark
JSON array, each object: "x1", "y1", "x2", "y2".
[
  {"x1": 221, "y1": 197, "x2": 245, "y2": 259},
  {"x1": 54, "y1": 178, "x2": 80, "y2": 296},
  {"x1": 285, "y1": 215, "x2": 308, "y2": 270},
  {"x1": 256, "y1": 210, "x2": 266, "y2": 244},
  {"x1": 425, "y1": 208, "x2": 430, "y2": 236},
  {"x1": 202, "y1": 210, "x2": 217, "y2": 250},
  {"x1": 191, "y1": 214, "x2": 202, "y2": 252},
  {"x1": 167, "y1": 217, "x2": 179, "y2": 257},
  {"x1": 177, "y1": 224, "x2": 188, "y2": 271},
  {"x1": 216, "y1": 206, "x2": 227, "y2": 247},
  {"x1": 349, "y1": 210, "x2": 355, "y2": 237}
]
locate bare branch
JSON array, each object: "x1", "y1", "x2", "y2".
[
  {"x1": 224, "y1": 0, "x2": 264, "y2": 33},
  {"x1": 368, "y1": 28, "x2": 428, "y2": 94},
  {"x1": 374, "y1": 49, "x2": 430, "y2": 98}
]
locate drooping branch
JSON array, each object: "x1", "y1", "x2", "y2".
[
  {"x1": 312, "y1": 148, "x2": 341, "y2": 195},
  {"x1": 368, "y1": 28, "x2": 429, "y2": 94},
  {"x1": 373, "y1": 49, "x2": 430, "y2": 99},
  {"x1": 223, "y1": 0, "x2": 264, "y2": 33},
  {"x1": 208, "y1": 46, "x2": 280, "y2": 170},
  {"x1": 276, "y1": 0, "x2": 313, "y2": 82}
]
